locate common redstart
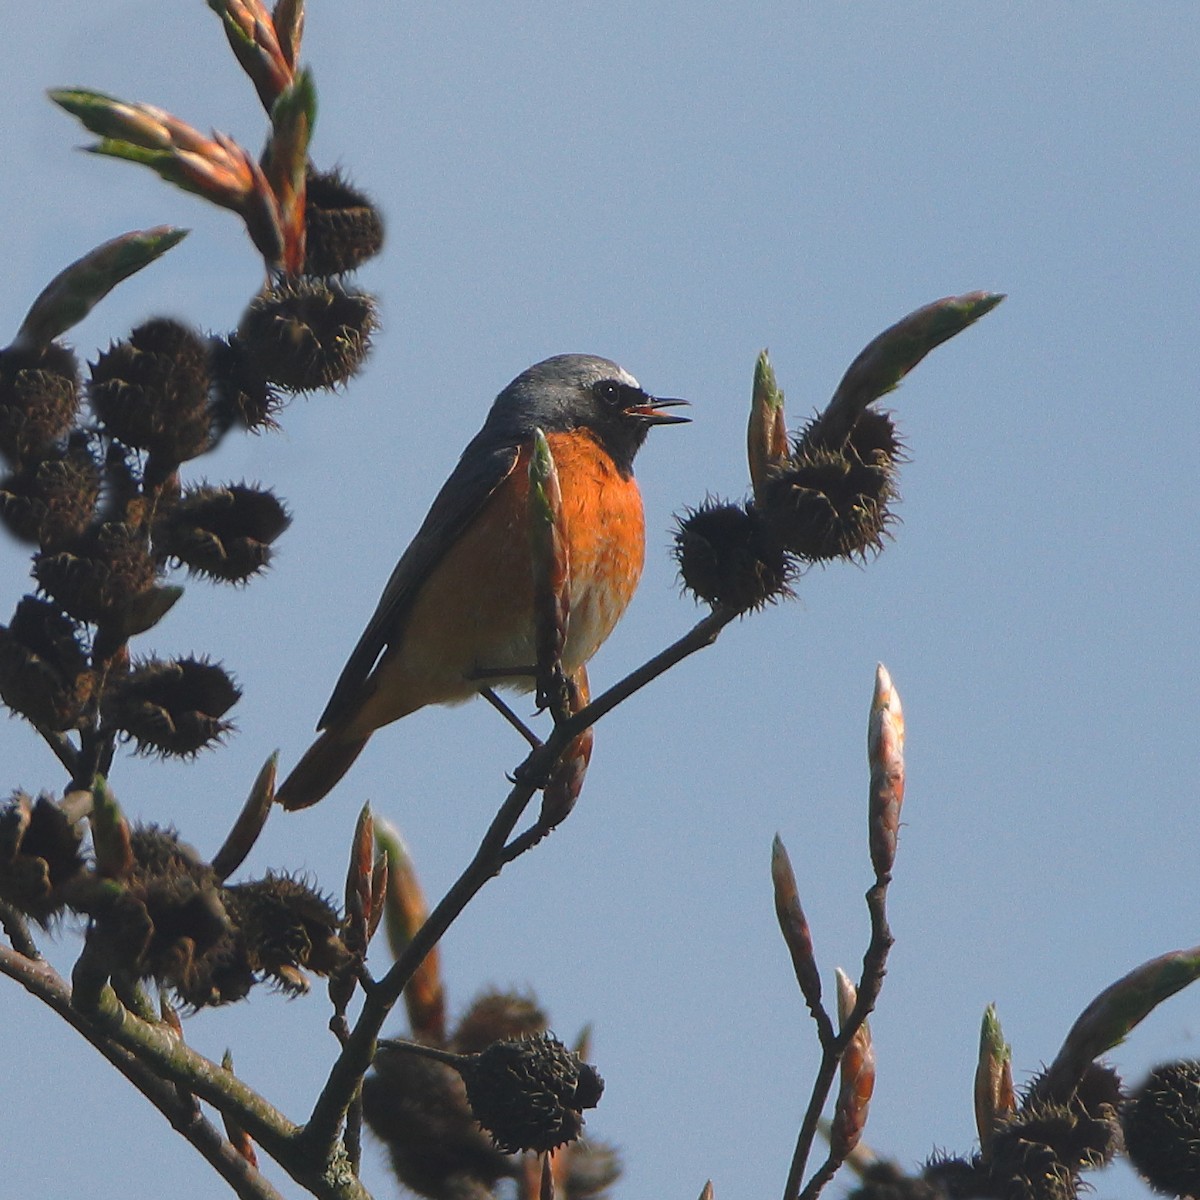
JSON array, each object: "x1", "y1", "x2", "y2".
[{"x1": 276, "y1": 354, "x2": 688, "y2": 810}]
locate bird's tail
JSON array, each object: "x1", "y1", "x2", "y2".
[{"x1": 276, "y1": 728, "x2": 369, "y2": 811}]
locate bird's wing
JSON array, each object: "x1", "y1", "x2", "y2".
[{"x1": 318, "y1": 437, "x2": 522, "y2": 729}]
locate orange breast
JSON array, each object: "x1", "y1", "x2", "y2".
[{"x1": 347, "y1": 430, "x2": 645, "y2": 735}]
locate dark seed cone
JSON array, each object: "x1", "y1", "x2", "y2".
[
  {"x1": 673, "y1": 499, "x2": 792, "y2": 611},
  {"x1": 919, "y1": 1154, "x2": 994, "y2": 1199},
  {"x1": 365, "y1": 1042, "x2": 515, "y2": 1200},
  {"x1": 761, "y1": 409, "x2": 903, "y2": 563},
  {"x1": 846, "y1": 1160, "x2": 942, "y2": 1200},
  {"x1": 237, "y1": 278, "x2": 378, "y2": 393},
  {"x1": 102, "y1": 655, "x2": 240, "y2": 757},
  {"x1": 0, "y1": 342, "x2": 80, "y2": 465},
  {"x1": 33, "y1": 522, "x2": 166, "y2": 632},
  {"x1": 0, "y1": 791, "x2": 88, "y2": 924},
  {"x1": 1074, "y1": 1062, "x2": 1124, "y2": 1120},
  {"x1": 453, "y1": 989, "x2": 549, "y2": 1054},
  {"x1": 89, "y1": 319, "x2": 212, "y2": 463},
  {"x1": 459, "y1": 1033, "x2": 604, "y2": 1155},
  {"x1": 155, "y1": 483, "x2": 291, "y2": 583},
  {"x1": 222, "y1": 872, "x2": 353, "y2": 996},
  {"x1": 76, "y1": 824, "x2": 231, "y2": 999},
  {"x1": 560, "y1": 1137, "x2": 623, "y2": 1200},
  {"x1": 304, "y1": 168, "x2": 386, "y2": 276},
  {"x1": 981, "y1": 1082, "x2": 1120, "y2": 1200},
  {"x1": 0, "y1": 596, "x2": 93, "y2": 730},
  {"x1": 0, "y1": 436, "x2": 101, "y2": 548},
  {"x1": 208, "y1": 335, "x2": 284, "y2": 435},
  {"x1": 1123, "y1": 1060, "x2": 1200, "y2": 1198}
]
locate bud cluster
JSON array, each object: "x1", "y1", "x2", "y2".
[
  {"x1": 848, "y1": 1063, "x2": 1123, "y2": 1200},
  {"x1": 676, "y1": 294, "x2": 1003, "y2": 614},
  {"x1": 1, "y1": 93, "x2": 385, "y2": 761},
  {"x1": 0, "y1": 790, "x2": 353, "y2": 1008}
]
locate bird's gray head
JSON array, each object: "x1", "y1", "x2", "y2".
[{"x1": 485, "y1": 353, "x2": 689, "y2": 476}]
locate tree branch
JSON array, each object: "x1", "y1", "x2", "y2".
[
  {"x1": 302, "y1": 604, "x2": 739, "y2": 1166},
  {"x1": 0, "y1": 944, "x2": 287, "y2": 1200}
]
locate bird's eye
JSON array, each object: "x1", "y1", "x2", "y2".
[{"x1": 593, "y1": 379, "x2": 642, "y2": 410}]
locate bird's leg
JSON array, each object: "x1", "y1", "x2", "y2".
[
  {"x1": 534, "y1": 662, "x2": 571, "y2": 724},
  {"x1": 478, "y1": 686, "x2": 542, "y2": 749}
]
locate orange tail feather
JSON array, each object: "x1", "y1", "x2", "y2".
[{"x1": 276, "y1": 728, "x2": 369, "y2": 811}]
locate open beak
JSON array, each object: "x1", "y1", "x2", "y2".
[{"x1": 630, "y1": 396, "x2": 691, "y2": 425}]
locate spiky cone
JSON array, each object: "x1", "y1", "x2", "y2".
[
  {"x1": 539, "y1": 667, "x2": 593, "y2": 831},
  {"x1": 236, "y1": 278, "x2": 377, "y2": 392},
  {"x1": 9, "y1": 227, "x2": 187, "y2": 354},
  {"x1": 49, "y1": 89, "x2": 285, "y2": 266},
  {"x1": 1038, "y1": 945, "x2": 1200, "y2": 1103},
  {"x1": 674, "y1": 499, "x2": 792, "y2": 612},
  {"x1": 155, "y1": 483, "x2": 291, "y2": 583},
  {"x1": 376, "y1": 817, "x2": 446, "y2": 1042},
  {"x1": 0, "y1": 436, "x2": 102, "y2": 549},
  {"x1": 261, "y1": 69, "x2": 316, "y2": 275},
  {"x1": 555, "y1": 1137, "x2": 622, "y2": 1199},
  {"x1": 209, "y1": 0, "x2": 298, "y2": 113},
  {"x1": 210, "y1": 753, "x2": 277, "y2": 881},
  {"x1": 831, "y1": 968, "x2": 875, "y2": 1159},
  {"x1": 516, "y1": 1025, "x2": 616, "y2": 1199},
  {"x1": 975, "y1": 1004, "x2": 1016, "y2": 1157},
  {"x1": 34, "y1": 523, "x2": 181, "y2": 649},
  {"x1": 1124, "y1": 1060, "x2": 1200, "y2": 1198},
  {"x1": 867, "y1": 664, "x2": 905, "y2": 880},
  {"x1": 0, "y1": 790, "x2": 88, "y2": 925},
  {"x1": 0, "y1": 342, "x2": 80, "y2": 466},
  {"x1": 758, "y1": 407, "x2": 902, "y2": 564},
  {"x1": 747, "y1": 350, "x2": 788, "y2": 506},
  {"x1": 527, "y1": 428, "x2": 571, "y2": 714},
  {"x1": 698, "y1": 1184, "x2": 715, "y2": 1200},
  {"x1": 771, "y1": 834, "x2": 822, "y2": 1016},
  {"x1": 221, "y1": 871, "x2": 352, "y2": 995},
  {"x1": 208, "y1": 334, "x2": 283, "y2": 434},
  {"x1": 0, "y1": 596, "x2": 94, "y2": 731},
  {"x1": 364, "y1": 1041, "x2": 516, "y2": 1200},
  {"x1": 807, "y1": 291, "x2": 1005, "y2": 450},
  {"x1": 453, "y1": 989, "x2": 548, "y2": 1054},
  {"x1": 305, "y1": 168, "x2": 385, "y2": 276},
  {"x1": 414, "y1": 1033, "x2": 604, "y2": 1155},
  {"x1": 101, "y1": 656, "x2": 240, "y2": 758},
  {"x1": 89, "y1": 319, "x2": 212, "y2": 469},
  {"x1": 987, "y1": 1088, "x2": 1120, "y2": 1197},
  {"x1": 114, "y1": 825, "x2": 231, "y2": 1003}
]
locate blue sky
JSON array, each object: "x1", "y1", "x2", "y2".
[{"x1": 2, "y1": 5, "x2": 1198, "y2": 1199}]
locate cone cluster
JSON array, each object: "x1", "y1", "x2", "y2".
[{"x1": 0, "y1": 793, "x2": 354, "y2": 1008}]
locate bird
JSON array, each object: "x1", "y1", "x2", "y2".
[{"x1": 275, "y1": 353, "x2": 688, "y2": 810}]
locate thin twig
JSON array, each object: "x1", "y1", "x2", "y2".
[
  {"x1": 32, "y1": 722, "x2": 81, "y2": 778},
  {"x1": 785, "y1": 878, "x2": 894, "y2": 1200},
  {"x1": 302, "y1": 604, "x2": 739, "y2": 1166},
  {"x1": 480, "y1": 686, "x2": 542, "y2": 748}
]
